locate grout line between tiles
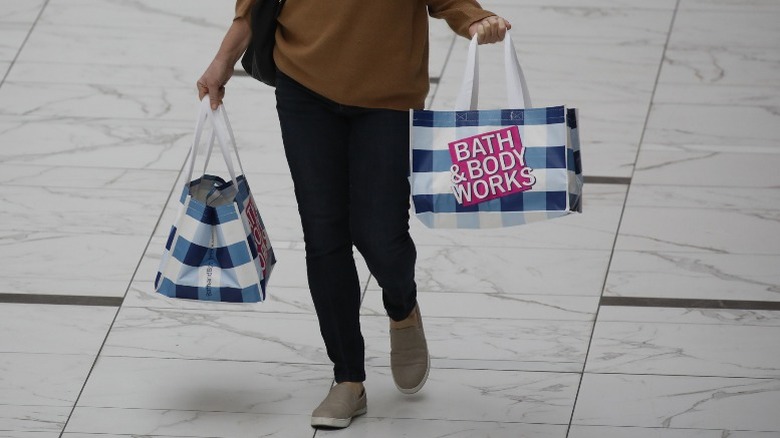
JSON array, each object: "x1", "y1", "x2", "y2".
[
  {"x1": 0, "y1": 293, "x2": 122, "y2": 307},
  {"x1": 600, "y1": 296, "x2": 780, "y2": 311},
  {"x1": 564, "y1": 1, "x2": 683, "y2": 436},
  {"x1": 56, "y1": 136, "x2": 192, "y2": 438},
  {"x1": 0, "y1": 0, "x2": 52, "y2": 90}
]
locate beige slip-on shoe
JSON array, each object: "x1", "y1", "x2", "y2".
[
  {"x1": 311, "y1": 384, "x2": 367, "y2": 429},
  {"x1": 390, "y1": 304, "x2": 430, "y2": 394}
]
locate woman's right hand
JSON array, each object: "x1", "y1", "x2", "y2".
[{"x1": 197, "y1": 58, "x2": 234, "y2": 110}]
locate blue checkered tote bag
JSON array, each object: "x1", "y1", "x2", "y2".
[
  {"x1": 155, "y1": 98, "x2": 276, "y2": 302},
  {"x1": 411, "y1": 33, "x2": 583, "y2": 229}
]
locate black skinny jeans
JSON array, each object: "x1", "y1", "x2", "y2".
[{"x1": 275, "y1": 72, "x2": 418, "y2": 383}]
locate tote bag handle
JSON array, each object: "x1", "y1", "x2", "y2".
[
  {"x1": 184, "y1": 97, "x2": 246, "y2": 190},
  {"x1": 454, "y1": 32, "x2": 532, "y2": 111}
]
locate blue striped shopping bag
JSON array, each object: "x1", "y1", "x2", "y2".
[
  {"x1": 411, "y1": 33, "x2": 583, "y2": 229},
  {"x1": 155, "y1": 98, "x2": 276, "y2": 302}
]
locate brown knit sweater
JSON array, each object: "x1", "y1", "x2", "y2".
[{"x1": 235, "y1": 0, "x2": 493, "y2": 110}]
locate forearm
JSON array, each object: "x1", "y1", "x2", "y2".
[{"x1": 214, "y1": 17, "x2": 252, "y2": 65}]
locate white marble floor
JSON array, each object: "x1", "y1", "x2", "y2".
[{"x1": 1, "y1": 0, "x2": 779, "y2": 437}]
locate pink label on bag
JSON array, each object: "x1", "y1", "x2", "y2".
[
  {"x1": 448, "y1": 126, "x2": 536, "y2": 206},
  {"x1": 246, "y1": 197, "x2": 271, "y2": 272}
]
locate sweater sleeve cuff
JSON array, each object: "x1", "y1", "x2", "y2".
[
  {"x1": 428, "y1": 0, "x2": 495, "y2": 39},
  {"x1": 455, "y1": 9, "x2": 495, "y2": 39},
  {"x1": 234, "y1": 0, "x2": 254, "y2": 20}
]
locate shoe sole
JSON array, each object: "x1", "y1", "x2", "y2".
[
  {"x1": 395, "y1": 354, "x2": 431, "y2": 395},
  {"x1": 311, "y1": 406, "x2": 367, "y2": 429}
]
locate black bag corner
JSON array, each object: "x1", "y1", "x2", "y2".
[{"x1": 240, "y1": 0, "x2": 286, "y2": 87}]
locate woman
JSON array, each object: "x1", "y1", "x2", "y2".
[{"x1": 198, "y1": 0, "x2": 510, "y2": 429}]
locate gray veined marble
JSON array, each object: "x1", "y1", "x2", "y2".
[
  {"x1": 0, "y1": 185, "x2": 169, "y2": 235},
  {"x1": 670, "y1": 9, "x2": 780, "y2": 49},
  {"x1": 643, "y1": 104, "x2": 780, "y2": 151},
  {"x1": 597, "y1": 306, "x2": 780, "y2": 327},
  {"x1": 0, "y1": 303, "x2": 115, "y2": 355},
  {"x1": 0, "y1": 118, "x2": 192, "y2": 170},
  {"x1": 0, "y1": 22, "x2": 31, "y2": 61},
  {"x1": 633, "y1": 149, "x2": 780, "y2": 188},
  {"x1": 573, "y1": 374, "x2": 780, "y2": 431},
  {"x1": 361, "y1": 287, "x2": 599, "y2": 321},
  {"x1": 76, "y1": 356, "x2": 334, "y2": 414},
  {"x1": 363, "y1": 366, "x2": 579, "y2": 424},
  {"x1": 38, "y1": 0, "x2": 233, "y2": 30},
  {"x1": 0, "y1": 353, "x2": 95, "y2": 407},
  {"x1": 0, "y1": 404, "x2": 70, "y2": 435},
  {"x1": 387, "y1": 245, "x2": 611, "y2": 296},
  {"x1": 103, "y1": 306, "x2": 328, "y2": 365},
  {"x1": 0, "y1": 231, "x2": 148, "y2": 296},
  {"x1": 360, "y1": 314, "x2": 591, "y2": 372},
  {"x1": 586, "y1": 319, "x2": 780, "y2": 378},
  {"x1": 0, "y1": 0, "x2": 46, "y2": 23},
  {"x1": 569, "y1": 425, "x2": 780, "y2": 438},
  {"x1": 616, "y1": 206, "x2": 780, "y2": 255},
  {"x1": 606, "y1": 251, "x2": 780, "y2": 302},
  {"x1": 63, "y1": 406, "x2": 314, "y2": 438}
]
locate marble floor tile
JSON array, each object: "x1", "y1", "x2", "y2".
[
  {"x1": 0, "y1": 277, "x2": 129, "y2": 298},
  {"x1": 578, "y1": 143, "x2": 638, "y2": 178},
  {"x1": 360, "y1": 315, "x2": 591, "y2": 373},
  {"x1": 0, "y1": 82, "x2": 197, "y2": 121},
  {"x1": 102, "y1": 307, "x2": 327, "y2": 365},
  {"x1": 569, "y1": 425, "x2": 780, "y2": 438},
  {"x1": 625, "y1": 185, "x2": 780, "y2": 210},
  {"x1": 361, "y1": 289, "x2": 598, "y2": 322},
  {"x1": 572, "y1": 373, "x2": 780, "y2": 431},
  {"x1": 410, "y1": 184, "x2": 626, "y2": 250},
  {"x1": 16, "y1": 24, "x2": 221, "y2": 69},
  {"x1": 39, "y1": 0, "x2": 234, "y2": 30},
  {"x1": 0, "y1": 353, "x2": 94, "y2": 406},
  {"x1": 63, "y1": 407, "x2": 313, "y2": 438},
  {"x1": 670, "y1": 9, "x2": 780, "y2": 48},
  {"x1": 125, "y1": 282, "x2": 316, "y2": 315},
  {"x1": 0, "y1": 232, "x2": 149, "y2": 296},
  {"x1": 0, "y1": 117, "x2": 192, "y2": 170},
  {"x1": 362, "y1": 366, "x2": 579, "y2": 424},
  {"x1": 643, "y1": 104, "x2": 780, "y2": 151},
  {"x1": 76, "y1": 356, "x2": 332, "y2": 415},
  {"x1": 633, "y1": 150, "x2": 780, "y2": 188},
  {"x1": 0, "y1": 23, "x2": 30, "y2": 61},
  {"x1": 0, "y1": 185, "x2": 168, "y2": 235},
  {"x1": 376, "y1": 245, "x2": 611, "y2": 296},
  {"x1": 0, "y1": 304, "x2": 115, "y2": 355},
  {"x1": 596, "y1": 306, "x2": 780, "y2": 326},
  {"x1": 318, "y1": 417, "x2": 568, "y2": 438},
  {"x1": 654, "y1": 83, "x2": 780, "y2": 107},
  {"x1": 0, "y1": 0, "x2": 46, "y2": 23},
  {"x1": 680, "y1": 0, "x2": 780, "y2": 11},
  {"x1": 615, "y1": 206, "x2": 780, "y2": 255},
  {"x1": 586, "y1": 319, "x2": 780, "y2": 378},
  {"x1": 0, "y1": 164, "x2": 180, "y2": 191},
  {"x1": 6, "y1": 61, "x2": 236, "y2": 91},
  {"x1": 605, "y1": 251, "x2": 780, "y2": 302},
  {"x1": 0, "y1": 405, "x2": 69, "y2": 436},
  {"x1": 660, "y1": 46, "x2": 780, "y2": 87}
]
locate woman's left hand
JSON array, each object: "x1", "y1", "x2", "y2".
[{"x1": 469, "y1": 16, "x2": 512, "y2": 44}]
